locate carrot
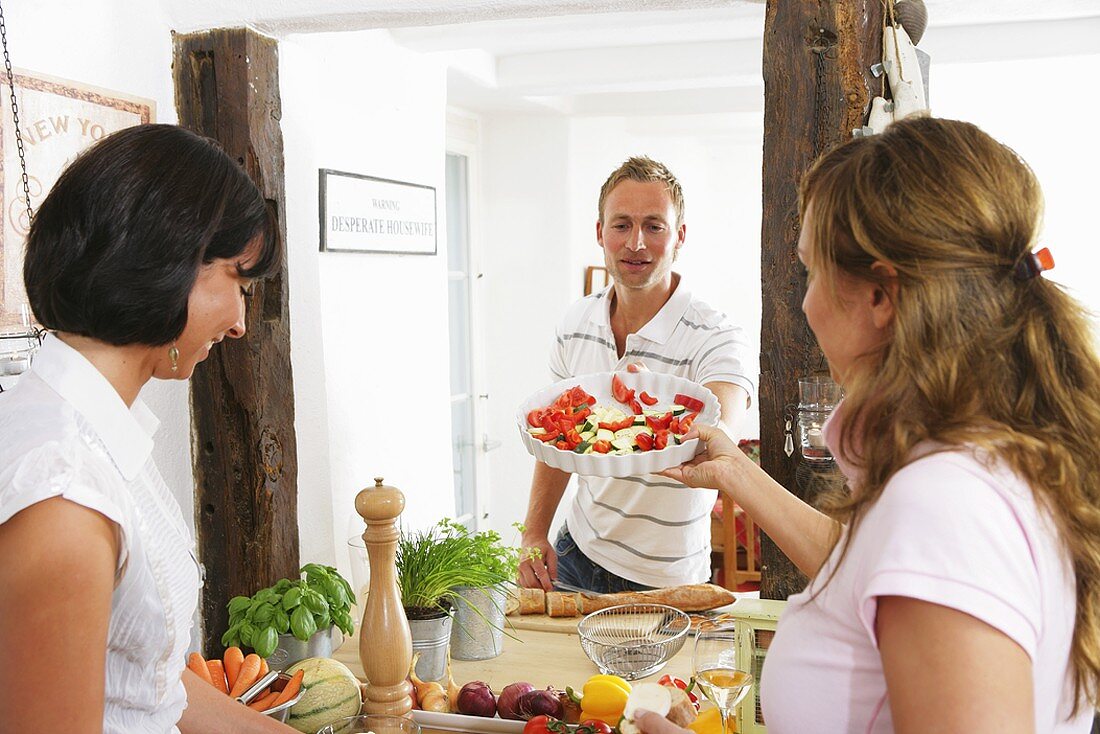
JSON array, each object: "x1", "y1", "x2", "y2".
[
  {"x1": 268, "y1": 669, "x2": 304, "y2": 709},
  {"x1": 248, "y1": 690, "x2": 280, "y2": 711},
  {"x1": 228, "y1": 653, "x2": 262, "y2": 698},
  {"x1": 258, "y1": 656, "x2": 269, "y2": 679},
  {"x1": 223, "y1": 646, "x2": 244, "y2": 690},
  {"x1": 207, "y1": 659, "x2": 229, "y2": 694},
  {"x1": 187, "y1": 652, "x2": 214, "y2": 685}
]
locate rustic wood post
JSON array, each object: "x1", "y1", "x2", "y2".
[
  {"x1": 759, "y1": 1, "x2": 881, "y2": 599},
  {"x1": 173, "y1": 28, "x2": 300, "y2": 652}
]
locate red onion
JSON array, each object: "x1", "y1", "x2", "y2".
[
  {"x1": 517, "y1": 688, "x2": 564, "y2": 720},
  {"x1": 457, "y1": 681, "x2": 497, "y2": 718},
  {"x1": 497, "y1": 682, "x2": 536, "y2": 720}
]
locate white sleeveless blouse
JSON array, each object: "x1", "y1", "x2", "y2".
[{"x1": 0, "y1": 336, "x2": 201, "y2": 733}]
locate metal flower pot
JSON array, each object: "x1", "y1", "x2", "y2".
[
  {"x1": 407, "y1": 612, "x2": 453, "y2": 681},
  {"x1": 450, "y1": 585, "x2": 506, "y2": 661},
  {"x1": 265, "y1": 624, "x2": 340, "y2": 669}
]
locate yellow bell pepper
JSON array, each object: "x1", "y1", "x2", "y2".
[
  {"x1": 579, "y1": 674, "x2": 631, "y2": 721},
  {"x1": 688, "y1": 706, "x2": 736, "y2": 734}
]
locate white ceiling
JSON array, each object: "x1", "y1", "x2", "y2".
[{"x1": 161, "y1": 0, "x2": 1100, "y2": 117}]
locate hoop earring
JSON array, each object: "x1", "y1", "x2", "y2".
[{"x1": 168, "y1": 344, "x2": 179, "y2": 373}]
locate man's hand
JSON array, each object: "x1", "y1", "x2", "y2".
[{"x1": 517, "y1": 534, "x2": 557, "y2": 591}]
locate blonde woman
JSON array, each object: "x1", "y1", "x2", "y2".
[{"x1": 640, "y1": 117, "x2": 1100, "y2": 733}]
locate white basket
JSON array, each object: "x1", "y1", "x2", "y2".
[{"x1": 516, "y1": 371, "x2": 720, "y2": 478}]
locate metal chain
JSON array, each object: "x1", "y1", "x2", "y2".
[{"x1": 0, "y1": 0, "x2": 32, "y2": 228}]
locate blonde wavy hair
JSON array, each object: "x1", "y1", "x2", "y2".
[{"x1": 801, "y1": 116, "x2": 1100, "y2": 713}]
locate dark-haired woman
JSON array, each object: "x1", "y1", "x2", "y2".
[
  {"x1": 0, "y1": 124, "x2": 295, "y2": 732},
  {"x1": 636, "y1": 117, "x2": 1100, "y2": 733}
]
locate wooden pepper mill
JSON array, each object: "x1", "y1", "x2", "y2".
[{"x1": 356, "y1": 477, "x2": 413, "y2": 716}]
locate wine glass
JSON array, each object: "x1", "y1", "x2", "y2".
[{"x1": 692, "y1": 621, "x2": 755, "y2": 734}]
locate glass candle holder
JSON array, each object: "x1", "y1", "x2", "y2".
[{"x1": 797, "y1": 376, "x2": 841, "y2": 462}]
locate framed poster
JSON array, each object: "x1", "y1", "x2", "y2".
[
  {"x1": 0, "y1": 69, "x2": 155, "y2": 329},
  {"x1": 319, "y1": 168, "x2": 437, "y2": 255}
]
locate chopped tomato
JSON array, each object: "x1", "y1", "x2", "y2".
[
  {"x1": 670, "y1": 416, "x2": 681, "y2": 434},
  {"x1": 678, "y1": 412, "x2": 698, "y2": 432},
  {"x1": 645, "y1": 412, "x2": 673, "y2": 432},
  {"x1": 591, "y1": 440, "x2": 612, "y2": 454},
  {"x1": 639, "y1": 391, "x2": 659, "y2": 406},
  {"x1": 673, "y1": 393, "x2": 705, "y2": 413},
  {"x1": 555, "y1": 440, "x2": 569, "y2": 450},
  {"x1": 636, "y1": 432, "x2": 654, "y2": 451},
  {"x1": 576, "y1": 721, "x2": 614, "y2": 734},
  {"x1": 569, "y1": 385, "x2": 594, "y2": 407},
  {"x1": 527, "y1": 409, "x2": 546, "y2": 427},
  {"x1": 611, "y1": 374, "x2": 635, "y2": 404},
  {"x1": 630, "y1": 399, "x2": 643, "y2": 415},
  {"x1": 553, "y1": 392, "x2": 573, "y2": 411},
  {"x1": 572, "y1": 407, "x2": 592, "y2": 424},
  {"x1": 535, "y1": 431, "x2": 561, "y2": 443},
  {"x1": 524, "y1": 716, "x2": 570, "y2": 734},
  {"x1": 654, "y1": 430, "x2": 670, "y2": 450}
]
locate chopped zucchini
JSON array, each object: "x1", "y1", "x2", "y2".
[
  {"x1": 528, "y1": 427, "x2": 547, "y2": 435},
  {"x1": 611, "y1": 436, "x2": 635, "y2": 451},
  {"x1": 596, "y1": 428, "x2": 615, "y2": 442},
  {"x1": 580, "y1": 430, "x2": 596, "y2": 442},
  {"x1": 573, "y1": 441, "x2": 592, "y2": 454},
  {"x1": 671, "y1": 405, "x2": 688, "y2": 416}
]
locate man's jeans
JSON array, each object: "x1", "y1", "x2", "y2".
[{"x1": 553, "y1": 525, "x2": 654, "y2": 594}]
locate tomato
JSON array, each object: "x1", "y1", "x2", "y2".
[
  {"x1": 611, "y1": 374, "x2": 635, "y2": 404},
  {"x1": 524, "y1": 715, "x2": 570, "y2": 734},
  {"x1": 639, "y1": 391, "x2": 659, "y2": 406},
  {"x1": 554, "y1": 392, "x2": 573, "y2": 411},
  {"x1": 645, "y1": 412, "x2": 673, "y2": 432},
  {"x1": 670, "y1": 416, "x2": 681, "y2": 434},
  {"x1": 678, "y1": 412, "x2": 698, "y2": 432},
  {"x1": 569, "y1": 385, "x2": 594, "y2": 407},
  {"x1": 630, "y1": 399, "x2": 643, "y2": 415},
  {"x1": 535, "y1": 431, "x2": 561, "y2": 443},
  {"x1": 572, "y1": 407, "x2": 592, "y2": 424},
  {"x1": 636, "y1": 432, "x2": 654, "y2": 451},
  {"x1": 591, "y1": 440, "x2": 612, "y2": 454},
  {"x1": 673, "y1": 393, "x2": 705, "y2": 413},
  {"x1": 654, "y1": 430, "x2": 669, "y2": 450},
  {"x1": 555, "y1": 440, "x2": 569, "y2": 450},
  {"x1": 576, "y1": 720, "x2": 614, "y2": 734},
  {"x1": 527, "y1": 409, "x2": 546, "y2": 427}
]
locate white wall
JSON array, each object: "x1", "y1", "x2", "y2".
[
  {"x1": 280, "y1": 30, "x2": 457, "y2": 584},
  {"x1": 478, "y1": 111, "x2": 763, "y2": 538},
  {"x1": 927, "y1": 53, "x2": 1100, "y2": 327}
]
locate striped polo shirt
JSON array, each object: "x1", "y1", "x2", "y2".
[{"x1": 551, "y1": 279, "x2": 754, "y2": 587}]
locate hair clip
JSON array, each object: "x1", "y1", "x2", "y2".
[{"x1": 1014, "y1": 247, "x2": 1055, "y2": 281}]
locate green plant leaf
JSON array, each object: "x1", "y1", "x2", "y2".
[
  {"x1": 254, "y1": 625, "x2": 279, "y2": 658},
  {"x1": 274, "y1": 578, "x2": 293, "y2": 593},
  {"x1": 227, "y1": 596, "x2": 251, "y2": 615},
  {"x1": 240, "y1": 622, "x2": 256, "y2": 648},
  {"x1": 281, "y1": 586, "x2": 302, "y2": 611},
  {"x1": 221, "y1": 623, "x2": 241, "y2": 648},
  {"x1": 253, "y1": 602, "x2": 276, "y2": 626},
  {"x1": 273, "y1": 609, "x2": 290, "y2": 634},
  {"x1": 303, "y1": 589, "x2": 328, "y2": 616},
  {"x1": 290, "y1": 604, "x2": 317, "y2": 641}
]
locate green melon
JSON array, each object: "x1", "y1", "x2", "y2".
[{"x1": 284, "y1": 657, "x2": 363, "y2": 733}]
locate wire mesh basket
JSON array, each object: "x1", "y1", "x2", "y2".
[{"x1": 577, "y1": 603, "x2": 690, "y2": 680}]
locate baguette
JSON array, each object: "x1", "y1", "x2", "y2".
[
  {"x1": 578, "y1": 583, "x2": 735, "y2": 614},
  {"x1": 518, "y1": 587, "x2": 546, "y2": 615},
  {"x1": 546, "y1": 591, "x2": 579, "y2": 617}
]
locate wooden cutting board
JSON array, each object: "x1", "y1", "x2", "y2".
[{"x1": 504, "y1": 613, "x2": 582, "y2": 635}]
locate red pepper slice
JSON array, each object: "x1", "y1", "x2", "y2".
[
  {"x1": 527, "y1": 409, "x2": 546, "y2": 427},
  {"x1": 591, "y1": 440, "x2": 612, "y2": 454},
  {"x1": 639, "y1": 391, "x2": 659, "y2": 406},
  {"x1": 636, "y1": 433, "x2": 654, "y2": 451},
  {"x1": 645, "y1": 412, "x2": 673, "y2": 432},
  {"x1": 654, "y1": 430, "x2": 670, "y2": 450},
  {"x1": 673, "y1": 393, "x2": 706, "y2": 413},
  {"x1": 678, "y1": 412, "x2": 698, "y2": 432}
]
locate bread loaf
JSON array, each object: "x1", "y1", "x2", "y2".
[
  {"x1": 578, "y1": 583, "x2": 735, "y2": 614},
  {"x1": 546, "y1": 591, "x2": 579, "y2": 617},
  {"x1": 518, "y1": 587, "x2": 546, "y2": 615}
]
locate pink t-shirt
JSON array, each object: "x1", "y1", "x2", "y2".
[{"x1": 759, "y1": 415, "x2": 1090, "y2": 732}]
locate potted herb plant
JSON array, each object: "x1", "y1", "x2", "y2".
[
  {"x1": 396, "y1": 520, "x2": 507, "y2": 679},
  {"x1": 440, "y1": 519, "x2": 523, "y2": 661},
  {"x1": 222, "y1": 563, "x2": 356, "y2": 668}
]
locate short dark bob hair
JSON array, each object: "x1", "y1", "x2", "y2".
[{"x1": 24, "y1": 123, "x2": 279, "y2": 346}]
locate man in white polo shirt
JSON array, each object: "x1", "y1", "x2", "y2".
[{"x1": 517, "y1": 156, "x2": 754, "y2": 593}]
